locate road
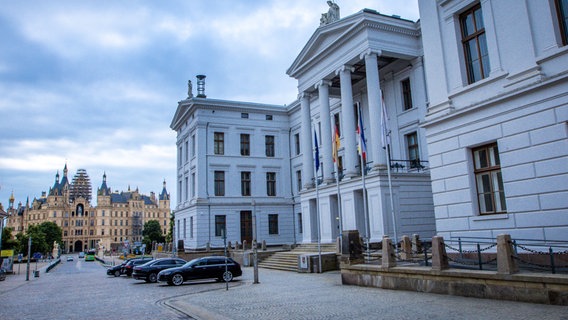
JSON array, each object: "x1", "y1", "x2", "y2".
[{"x1": 0, "y1": 255, "x2": 242, "y2": 320}]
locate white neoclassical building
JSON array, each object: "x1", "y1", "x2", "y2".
[
  {"x1": 418, "y1": 0, "x2": 568, "y2": 242},
  {"x1": 171, "y1": 0, "x2": 568, "y2": 250}
]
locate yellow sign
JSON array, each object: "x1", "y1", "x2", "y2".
[{"x1": 1, "y1": 249, "x2": 14, "y2": 257}]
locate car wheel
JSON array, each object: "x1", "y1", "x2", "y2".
[
  {"x1": 172, "y1": 273, "x2": 184, "y2": 286},
  {"x1": 148, "y1": 273, "x2": 158, "y2": 283},
  {"x1": 114, "y1": 270, "x2": 121, "y2": 277},
  {"x1": 222, "y1": 271, "x2": 233, "y2": 282}
]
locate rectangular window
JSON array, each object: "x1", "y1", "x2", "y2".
[
  {"x1": 557, "y1": 0, "x2": 568, "y2": 45},
  {"x1": 460, "y1": 4, "x2": 490, "y2": 84},
  {"x1": 241, "y1": 113, "x2": 249, "y2": 119},
  {"x1": 266, "y1": 172, "x2": 276, "y2": 196},
  {"x1": 215, "y1": 215, "x2": 226, "y2": 237},
  {"x1": 406, "y1": 132, "x2": 420, "y2": 168},
  {"x1": 294, "y1": 133, "x2": 301, "y2": 156},
  {"x1": 401, "y1": 78, "x2": 413, "y2": 110},
  {"x1": 191, "y1": 134, "x2": 196, "y2": 157},
  {"x1": 265, "y1": 135, "x2": 275, "y2": 157},
  {"x1": 268, "y1": 214, "x2": 279, "y2": 235},
  {"x1": 177, "y1": 220, "x2": 180, "y2": 239},
  {"x1": 191, "y1": 173, "x2": 196, "y2": 197},
  {"x1": 214, "y1": 132, "x2": 224, "y2": 155},
  {"x1": 296, "y1": 170, "x2": 302, "y2": 192},
  {"x1": 184, "y1": 176, "x2": 189, "y2": 201},
  {"x1": 185, "y1": 140, "x2": 189, "y2": 162},
  {"x1": 473, "y1": 143, "x2": 507, "y2": 215},
  {"x1": 190, "y1": 216, "x2": 194, "y2": 238},
  {"x1": 214, "y1": 171, "x2": 225, "y2": 196},
  {"x1": 266, "y1": 114, "x2": 273, "y2": 120},
  {"x1": 240, "y1": 134, "x2": 250, "y2": 156},
  {"x1": 241, "y1": 171, "x2": 251, "y2": 196},
  {"x1": 298, "y1": 212, "x2": 303, "y2": 234},
  {"x1": 183, "y1": 218, "x2": 186, "y2": 238},
  {"x1": 178, "y1": 146, "x2": 182, "y2": 166}
]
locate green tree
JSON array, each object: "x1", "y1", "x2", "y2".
[
  {"x1": 17, "y1": 225, "x2": 48, "y2": 257},
  {"x1": 142, "y1": 220, "x2": 164, "y2": 252},
  {"x1": 0, "y1": 227, "x2": 18, "y2": 250},
  {"x1": 165, "y1": 211, "x2": 174, "y2": 243},
  {"x1": 38, "y1": 221, "x2": 62, "y2": 253}
]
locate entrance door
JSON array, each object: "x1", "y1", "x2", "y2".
[
  {"x1": 74, "y1": 240, "x2": 83, "y2": 252},
  {"x1": 240, "y1": 211, "x2": 252, "y2": 246}
]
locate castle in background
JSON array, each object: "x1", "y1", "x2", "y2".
[{"x1": 3, "y1": 164, "x2": 171, "y2": 254}]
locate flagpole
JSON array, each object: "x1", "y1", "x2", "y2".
[
  {"x1": 333, "y1": 125, "x2": 343, "y2": 253},
  {"x1": 357, "y1": 103, "x2": 370, "y2": 261},
  {"x1": 385, "y1": 143, "x2": 398, "y2": 247},
  {"x1": 381, "y1": 94, "x2": 398, "y2": 246},
  {"x1": 312, "y1": 124, "x2": 322, "y2": 273}
]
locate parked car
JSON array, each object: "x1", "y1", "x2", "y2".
[
  {"x1": 132, "y1": 258, "x2": 186, "y2": 283},
  {"x1": 78, "y1": 252, "x2": 85, "y2": 259},
  {"x1": 157, "y1": 256, "x2": 242, "y2": 286},
  {"x1": 0, "y1": 268, "x2": 6, "y2": 281},
  {"x1": 122, "y1": 257, "x2": 153, "y2": 277},
  {"x1": 106, "y1": 262, "x2": 126, "y2": 277},
  {"x1": 66, "y1": 256, "x2": 73, "y2": 262}
]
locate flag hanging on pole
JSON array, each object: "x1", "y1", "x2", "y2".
[
  {"x1": 332, "y1": 125, "x2": 340, "y2": 163},
  {"x1": 356, "y1": 103, "x2": 367, "y2": 162},
  {"x1": 314, "y1": 129, "x2": 320, "y2": 172},
  {"x1": 381, "y1": 95, "x2": 391, "y2": 149}
]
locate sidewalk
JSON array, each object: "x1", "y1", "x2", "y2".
[
  {"x1": 0, "y1": 260, "x2": 54, "y2": 295},
  {"x1": 165, "y1": 268, "x2": 568, "y2": 320}
]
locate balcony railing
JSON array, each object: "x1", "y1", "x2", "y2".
[{"x1": 389, "y1": 159, "x2": 429, "y2": 173}]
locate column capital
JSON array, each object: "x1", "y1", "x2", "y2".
[
  {"x1": 359, "y1": 49, "x2": 382, "y2": 60},
  {"x1": 314, "y1": 80, "x2": 332, "y2": 90},
  {"x1": 335, "y1": 65, "x2": 354, "y2": 76},
  {"x1": 298, "y1": 92, "x2": 311, "y2": 100}
]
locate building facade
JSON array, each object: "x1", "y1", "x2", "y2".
[
  {"x1": 419, "y1": 0, "x2": 568, "y2": 243},
  {"x1": 4, "y1": 165, "x2": 171, "y2": 253}
]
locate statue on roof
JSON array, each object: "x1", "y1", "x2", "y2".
[
  {"x1": 320, "y1": 1, "x2": 340, "y2": 26},
  {"x1": 187, "y1": 80, "x2": 193, "y2": 99}
]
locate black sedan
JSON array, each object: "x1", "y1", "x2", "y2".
[
  {"x1": 157, "y1": 256, "x2": 242, "y2": 286},
  {"x1": 132, "y1": 258, "x2": 186, "y2": 283},
  {"x1": 106, "y1": 263, "x2": 125, "y2": 277},
  {"x1": 122, "y1": 257, "x2": 153, "y2": 277}
]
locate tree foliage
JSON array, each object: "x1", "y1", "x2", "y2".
[
  {"x1": 12, "y1": 222, "x2": 63, "y2": 257},
  {"x1": 1, "y1": 227, "x2": 18, "y2": 250},
  {"x1": 142, "y1": 220, "x2": 165, "y2": 251},
  {"x1": 165, "y1": 211, "x2": 174, "y2": 243},
  {"x1": 38, "y1": 221, "x2": 62, "y2": 253}
]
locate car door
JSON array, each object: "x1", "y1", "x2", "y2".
[{"x1": 206, "y1": 257, "x2": 226, "y2": 279}]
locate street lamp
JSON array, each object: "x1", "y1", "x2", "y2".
[{"x1": 251, "y1": 200, "x2": 259, "y2": 284}]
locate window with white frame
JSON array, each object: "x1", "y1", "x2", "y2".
[
  {"x1": 268, "y1": 214, "x2": 279, "y2": 235},
  {"x1": 214, "y1": 132, "x2": 224, "y2": 155},
  {"x1": 214, "y1": 171, "x2": 225, "y2": 196},
  {"x1": 241, "y1": 171, "x2": 251, "y2": 196},
  {"x1": 556, "y1": 0, "x2": 568, "y2": 45},
  {"x1": 266, "y1": 172, "x2": 276, "y2": 196},
  {"x1": 240, "y1": 134, "x2": 250, "y2": 156}
]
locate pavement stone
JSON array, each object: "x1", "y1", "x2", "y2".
[{"x1": 166, "y1": 268, "x2": 568, "y2": 320}]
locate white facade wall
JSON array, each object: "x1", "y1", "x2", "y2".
[{"x1": 419, "y1": 0, "x2": 568, "y2": 242}]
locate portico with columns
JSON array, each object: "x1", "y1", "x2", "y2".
[{"x1": 288, "y1": 9, "x2": 436, "y2": 245}]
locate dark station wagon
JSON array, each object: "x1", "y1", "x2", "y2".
[{"x1": 157, "y1": 256, "x2": 242, "y2": 286}]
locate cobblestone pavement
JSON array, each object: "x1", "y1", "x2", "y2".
[{"x1": 167, "y1": 268, "x2": 568, "y2": 320}]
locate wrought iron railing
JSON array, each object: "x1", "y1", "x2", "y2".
[{"x1": 389, "y1": 159, "x2": 429, "y2": 173}]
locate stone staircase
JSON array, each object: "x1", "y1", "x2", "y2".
[{"x1": 259, "y1": 243, "x2": 337, "y2": 272}]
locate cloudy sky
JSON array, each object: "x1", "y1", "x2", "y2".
[{"x1": 0, "y1": 0, "x2": 419, "y2": 208}]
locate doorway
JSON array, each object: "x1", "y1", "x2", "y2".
[{"x1": 240, "y1": 210, "x2": 252, "y2": 246}]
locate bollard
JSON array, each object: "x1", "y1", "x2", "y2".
[
  {"x1": 496, "y1": 234, "x2": 518, "y2": 274},
  {"x1": 431, "y1": 236, "x2": 449, "y2": 271},
  {"x1": 401, "y1": 235, "x2": 412, "y2": 260},
  {"x1": 549, "y1": 247, "x2": 556, "y2": 274},
  {"x1": 381, "y1": 236, "x2": 396, "y2": 268},
  {"x1": 477, "y1": 243, "x2": 482, "y2": 270}
]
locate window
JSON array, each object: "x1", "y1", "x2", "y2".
[
  {"x1": 266, "y1": 172, "x2": 276, "y2": 196},
  {"x1": 298, "y1": 213, "x2": 303, "y2": 234},
  {"x1": 190, "y1": 216, "x2": 194, "y2": 238},
  {"x1": 296, "y1": 170, "x2": 302, "y2": 192},
  {"x1": 178, "y1": 146, "x2": 182, "y2": 166},
  {"x1": 401, "y1": 78, "x2": 413, "y2": 110},
  {"x1": 406, "y1": 132, "x2": 420, "y2": 168},
  {"x1": 191, "y1": 135, "x2": 196, "y2": 157},
  {"x1": 460, "y1": 4, "x2": 490, "y2": 84},
  {"x1": 53, "y1": 211, "x2": 57, "y2": 218},
  {"x1": 215, "y1": 215, "x2": 226, "y2": 237},
  {"x1": 241, "y1": 113, "x2": 249, "y2": 119},
  {"x1": 185, "y1": 140, "x2": 189, "y2": 162},
  {"x1": 265, "y1": 135, "x2": 275, "y2": 157},
  {"x1": 177, "y1": 220, "x2": 180, "y2": 239},
  {"x1": 214, "y1": 171, "x2": 225, "y2": 196},
  {"x1": 183, "y1": 218, "x2": 186, "y2": 238},
  {"x1": 240, "y1": 134, "x2": 250, "y2": 156},
  {"x1": 214, "y1": 132, "x2": 224, "y2": 155},
  {"x1": 473, "y1": 143, "x2": 506, "y2": 215},
  {"x1": 268, "y1": 214, "x2": 279, "y2": 235},
  {"x1": 241, "y1": 171, "x2": 251, "y2": 196},
  {"x1": 294, "y1": 133, "x2": 301, "y2": 155},
  {"x1": 191, "y1": 173, "x2": 196, "y2": 198},
  {"x1": 184, "y1": 176, "x2": 189, "y2": 201},
  {"x1": 557, "y1": 0, "x2": 568, "y2": 45},
  {"x1": 266, "y1": 114, "x2": 273, "y2": 120}
]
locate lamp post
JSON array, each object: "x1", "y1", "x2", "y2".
[{"x1": 252, "y1": 200, "x2": 258, "y2": 284}]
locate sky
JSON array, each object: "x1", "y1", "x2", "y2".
[{"x1": 0, "y1": 0, "x2": 419, "y2": 209}]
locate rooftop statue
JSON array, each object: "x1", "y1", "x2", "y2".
[{"x1": 320, "y1": 1, "x2": 340, "y2": 26}]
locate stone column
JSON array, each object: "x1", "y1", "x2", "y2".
[
  {"x1": 431, "y1": 236, "x2": 449, "y2": 271},
  {"x1": 300, "y1": 92, "x2": 314, "y2": 189},
  {"x1": 361, "y1": 50, "x2": 387, "y2": 168},
  {"x1": 496, "y1": 234, "x2": 518, "y2": 274},
  {"x1": 316, "y1": 80, "x2": 334, "y2": 183},
  {"x1": 336, "y1": 65, "x2": 357, "y2": 178},
  {"x1": 400, "y1": 235, "x2": 412, "y2": 260},
  {"x1": 381, "y1": 236, "x2": 396, "y2": 268}
]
